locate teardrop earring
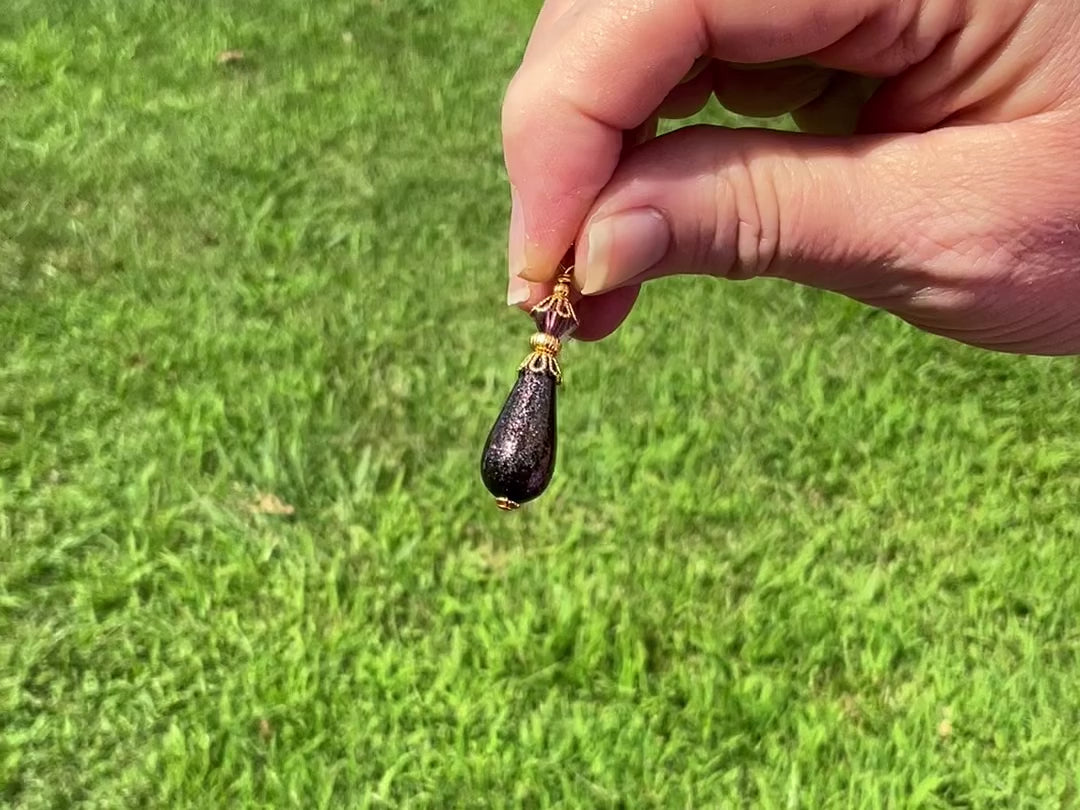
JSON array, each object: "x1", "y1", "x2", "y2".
[{"x1": 480, "y1": 259, "x2": 579, "y2": 511}]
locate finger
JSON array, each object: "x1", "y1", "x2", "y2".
[
  {"x1": 791, "y1": 71, "x2": 882, "y2": 135},
  {"x1": 572, "y1": 285, "x2": 640, "y2": 342},
  {"x1": 570, "y1": 114, "x2": 1080, "y2": 354},
  {"x1": 502, "y1": 0, "x2": 946, "y2": 284},
  {"x1": 520, "y1": 0, "x2": 581, "y2": 60},
  {"x1": 507, "y1": 96, "x2": 655, "y2": 310},
  {"x1": 657, "y1": 61, "x2": 716, "y2": 119},
  {"x1": 657, "y1": 57, "x2": 839, "y2": 123},
  {"x1": 712, "y1": 62, "x2": 835, "y2": 119},
  {"x1": 624, "y1": 114, "x2": 659, "y2": 149},
  {"x1": 679, "y1": 55, "x2": 712, "y2": 84}
]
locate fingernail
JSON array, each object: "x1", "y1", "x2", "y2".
[
  {"x1": 508, "y1": 186, "x2": 528, "y2": 279},
  {"x1": 506, "y1": 274, "x2": 531, "y2": 306},
  {"x1": 581, "y1": 208, "x2": 670, "y2": 295}
]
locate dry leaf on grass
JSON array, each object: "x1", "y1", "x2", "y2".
[
  {"x1": 216, "y1": 50, "x2": 245, "y2": 65},
  {"x1": 249, "y1": 492, "x2": 295, "y2": 516},
  {"x1": 937, "y1": 705, "x2": 954, "y2": 739}
]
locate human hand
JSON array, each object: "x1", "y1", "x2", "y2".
[{"x1": 501, "y1": 0, "x2": 1080, "y2": 353}]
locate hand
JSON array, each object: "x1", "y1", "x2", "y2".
[{"x1": 501, "y1": 0, "x2": 1080, "y2": 353}]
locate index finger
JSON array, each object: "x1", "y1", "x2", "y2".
[{"x1": 501, "y1": 0, "x2": 885, "y2": 283}]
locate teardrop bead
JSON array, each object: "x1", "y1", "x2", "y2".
[{"x1": 480, "y1": 368, "x2": 557, "y2": 509}]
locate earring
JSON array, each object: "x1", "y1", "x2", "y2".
[{"x1": 480, "y1": 259, "x2": 579, "y2": 511}]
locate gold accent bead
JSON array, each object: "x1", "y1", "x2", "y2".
[
  {"x1": 552, "y1": 270, "x2": 574, "y2": 297},
  {"x1": 495, "y1": 497, "x2": 519, "y2": 511},
  {"x1": 529, "y1": 332, "x2": 561, "y2": 356}
]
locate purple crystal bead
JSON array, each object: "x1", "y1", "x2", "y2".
[{"x1": 533, "y1": 306, "x2": 577, "y2": 339}]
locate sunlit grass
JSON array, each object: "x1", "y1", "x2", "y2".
[{"x1": 3, "y1": 1, "x2": 1080, "y2": 806}]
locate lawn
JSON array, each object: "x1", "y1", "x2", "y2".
[{"x1": 3, "y1": 0, "x2": 1080, "y2": 807}]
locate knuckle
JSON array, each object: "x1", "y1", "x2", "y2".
[
  {"x1": 735, "y1": 168, "x2": 782, "y2": 280},
  {"x1": 697, "y1": 134, "x2": 783, "y2": 280}
]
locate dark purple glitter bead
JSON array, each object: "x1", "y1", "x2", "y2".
[{"x1": 480, "y1": 368, "x2": 557, "y2": 508}]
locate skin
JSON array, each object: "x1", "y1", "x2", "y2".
[{"x1": 501, "y1": 0, "x2": 1080, "y2": 353}]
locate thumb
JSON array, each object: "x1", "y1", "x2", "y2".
[
  {"x1": 572, "y1": 115, "x2": 1080, "y2": 353},
  {"x1": 573, "y1": 123, "x2": 900, "y2": 293}
]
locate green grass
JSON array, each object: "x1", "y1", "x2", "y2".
[{"x1": 3, "y1": 1, "x2": 1080, "y2": 806}]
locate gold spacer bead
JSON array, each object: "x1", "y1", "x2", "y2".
[
  {"x1": 495, "y1": 497, "x2": 519, "y2": 511},
  {"x1": 529, "y1": 332, "x2": 561, "y2": 356}
]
